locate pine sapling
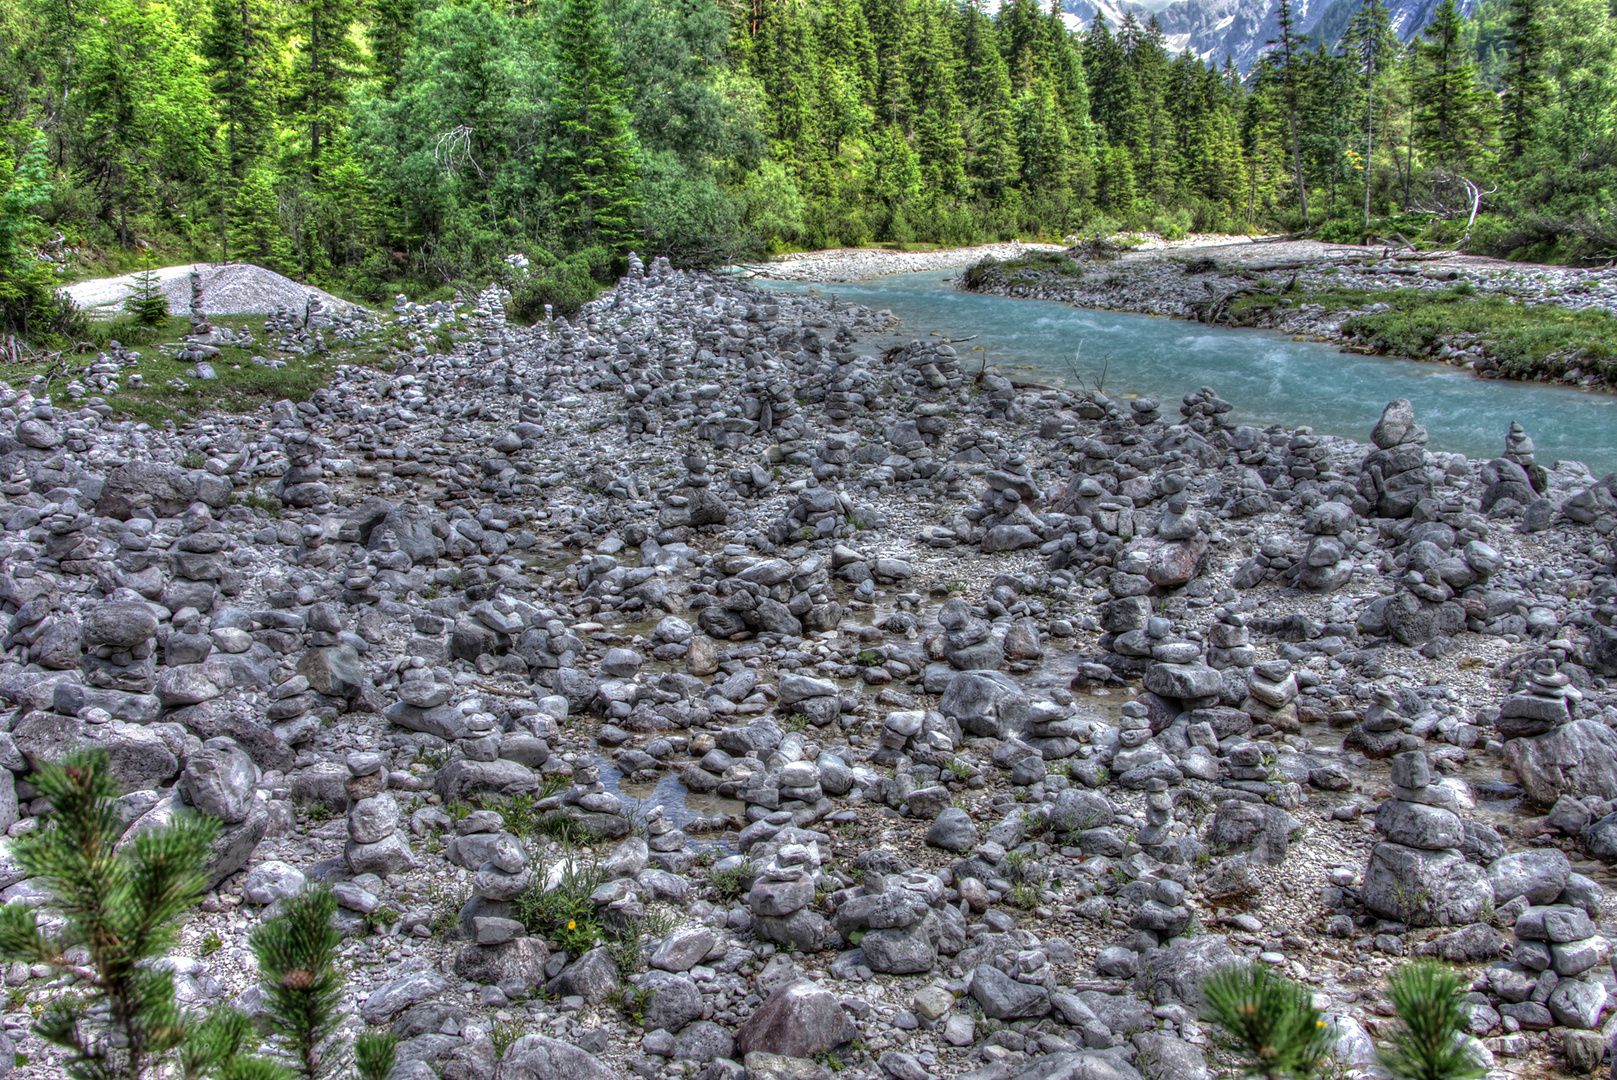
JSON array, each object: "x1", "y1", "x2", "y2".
[
  {"x1": 1379, "y1": 962, "x2": 1485, "y2": 1080},
  {"x1": 1201, "y1": 962, "x2": 1332, "y2": 1080},
  {"x1": 250, "y1": 886, "x2": 342, "y2": 1079},
  {"x1": 124, "y1": 268, "x2": 170, "y2": 328},
  {"x1": 355, "y1": 1030, "x2": 399, "y2": 1080},
  {"x1": 181, "y1": 1007, "x2": 294, "y2": 1080},
  {"x1": 0, "y1": 750, "x2": 219, "y2": 1080}
]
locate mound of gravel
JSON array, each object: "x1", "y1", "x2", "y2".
[{"x1": 66, "y1": 262, "x2": 368, "y2": 318}]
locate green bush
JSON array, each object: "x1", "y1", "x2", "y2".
[{"x1": 509, "y1": 246, "x2": 614, "y2": 321}]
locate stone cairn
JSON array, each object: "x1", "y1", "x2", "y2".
[
  {"x1": 447, "y1": 808, "x2": 531, "y2": 942},
  {"x1": 1346, "y1": 688, "x2": 1410, "y2": 760},
  {"x1": 344, "y1": 751, "x2": 416, "y2": 877},
  {"x1": 1362, "y1": 750, "x2": 1490, "y2": 927},
  {"x1": 1478, "y1": 850, "x2": 1611, "y2": 1040},
  {"x1": 748, "y1": 841, "x2": 828, "y2": 953},
  {"x1": 1207, "y1": 608, "x2": 1255, "y2": 669},
  {"x1": 1359, "y1": 398, "x2": 1434, "y2": 519},
  {"x1": 1293, "y1": 499, "x2": 1357, "y2": 591},
  {"x1": 1495, "y1": 657, "x2": 1582, "y2": 738}
]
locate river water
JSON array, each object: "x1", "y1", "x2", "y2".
[{"x1": 759, "y1": 269, "x2": 1617, "y2": 476}]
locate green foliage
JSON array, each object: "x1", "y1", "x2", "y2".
[
  {"x1": 180, "y1": 1008, "x2": 292, "y2": 1080},
  {"x1": 124, "y1": 268, "x2": 171, "y2": 327},
  {"x1": 707, "y1": 860, "x2": 753, "y2": 901},
  {"x1": 553, "y1": 0, "x2": 640, "y2": 249},
  {"x1": 354, "y1": 1031, "x2": 399, "y2": 1080},
  {"x1": 0, "y1": 750, "x2": 219, "y2": 1080},
  {"x1": 1379, "y1": 963, "x2": 1485, "y2": 1080},
  {"x1": 514, "y1": 857, "x2": 607, "y2": 955},
  {"x1": 0, "y1": 124, "x2": 81, "y2": 340},
  {"x1": 249, "y1": 887, "x2": 342, "y2": 1079},
  {"x1": 1201, "y1": 963, "x2": 1331, "y2": 1080},
  {"x1": 510, "y1": 246, "x2": 612, "y2": 322}
]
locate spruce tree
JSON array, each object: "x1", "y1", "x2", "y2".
[
  {"x1": 1413, "y1": 0, "x2": 1495, "y2": 169},
  {"x1": 229, "y1": 167, "x2": 292, "y2": 271},
  {"x1": 1500, "y1": 0, "x2": 1548, "y2": 158},
  {"x1": 1265, "y1": 0, "x2": 1311, "y2": 222},
  {"x1": 909, "y1": 1, "x2": 967, "y2": 201},
  {"x1": 124, "y1": 267, "x2": 170, "y2": 326},
  {"x1": 972, "y1": 18, "x2": 1023, "y2": 203},
  {"x1": 552, "y1": 0, "x2": 640, "y2": 249},
  {"x1": 291, "y1": 0, "x2": 363, "y2": 172},
  {"x1": 367, "y1": 0, "x2": 421, "y2": 95},
  {"x1": 1341, "y1": 0, "x2": 1395, "y2": 227},
  {"x1": 201, "y1": 0, "x2": 280, "y2": 180},
  {"x1": 0, "y1": 751, "x2": 218, "y2": 1080}
]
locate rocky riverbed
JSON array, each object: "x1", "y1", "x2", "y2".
[
  {"x1": 957, "y1": 239, "x2": 1617, "y2": 392},
  {"x1": 1, "y1": 253, "x2": 1617, "y2": 1080},
  {"x1": 731, "y1": 243, "x2": 1067, "y2": 283}
]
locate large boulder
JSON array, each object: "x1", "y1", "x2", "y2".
[
  {"x1": 11, "y1": 713, "x2": 179, "y2": 793},
  {"x1": 1363, "y1": 843, "x2": 1492, "y2": 926},
  {"x1": 96, "y1": 463, "x2": 201, "y2": 519},
  {"x1": 1383, "y1": 591, "x2": 1465, "y2": 646},
  {"x1": 1005, "y1": 1052, "x2": 1144, "y2": 1080},
  {"x1": 1207, "y1": 801, "x2": 1300, "y2": 866},
  {"x1": 434, "y1": 759, "x2": 539, "y2": 803},
  {"x1": 1502, "y1": 721, "x2": 1617, "y2": 807},
  {"x1": 938, "y1": 671, "x2": 1028, "y2": 738},
  {"x1": 497, "y1": 1035, "x2": 619, "y2": 1080},
  {"x1": 1136, "y1": 936, "x2": 1238, "y2": 1007},
  {"x1": 735, "y1": 980, "x2": 858, "y2": 1060},
  {"x1": 177, "y1": 738, "x2": 259, "y2": 823},
  {"x1": 81, "y1": 602, "x2": 159, "y2": 650}
]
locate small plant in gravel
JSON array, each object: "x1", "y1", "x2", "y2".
[
  {"x1": 1378, "y1": 963, "x2": 1483, "y2": 1080},
  {"x1": 1201, "y1": 963, "x2": 1330, "y2": 1080},
  {"x1": 0, "y1": 750, "x2": 218, "y2": 1080},
  {"x1": 516, "y1": 856, "x2": 607, "y2": 955},
  {"x1": 708, "y1": 860, "x2": 753, "y2": 901}
]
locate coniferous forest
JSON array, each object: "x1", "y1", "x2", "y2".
[{"x1": 4, "y1": 0, "x2": 1617, "y2": 332}]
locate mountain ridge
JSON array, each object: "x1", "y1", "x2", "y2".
[{"x1": 1062, "y1": 0, "x2": 1478, "y2": 69}]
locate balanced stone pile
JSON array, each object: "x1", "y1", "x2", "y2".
[{"x1": 1363, "y1": 750, "x2": 1491, "y2": 926}]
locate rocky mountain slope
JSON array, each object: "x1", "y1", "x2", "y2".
[
  {"x1": 1063, "y1": 0, "x2": 1478, "y2": 69},
  {"x1": 0, "y1": 253, "x2": 1614, "y2": 1080}
]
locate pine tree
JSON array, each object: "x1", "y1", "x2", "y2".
[
  {"x1": 229, "y1": 168, "x2": 289, "y2": 270},
  {"x1": 0, "y1": 751, "x2": 219, "y2": 1080},
  {"x1": 1413, "y1": 0, "x2": 1495, "y2": 169},
  {"x1": 552, "y1": 0, "x2": 641, "y2": 249},
  {"x1": 124, "y1": 266, "x2": 170, "y2": 326},
  {"x1": 970, "y1": 15, "x2": 1022, "y2": 202},
  {"x1": 1084, "y1": 14, "x2": 1138, "y2": 152},
  {"x1": 368, "y1": 0, "x2": 420, "y2": 95},
  {"x1": 1265, "y1": 0, "x2": 1311, "y2": 221},
  {"x1": 1500, "y1": 0, "x2": 1549, "y2": 157},
  {"x1": 291, "y1": 0, "x2": 363, "y2": 173},
  {"x1": 908, "y1": 0, "x2": 967, "y2": 201},
  {"x1": 202, "y1": 0, "x2": 281, "y2": 180},
  {"x1": 1341, "y1": 0, "x2": 1395, "y2": 227},
  {"x1": 250, "y1": 887, "x2": 343, "y2": 1079}
]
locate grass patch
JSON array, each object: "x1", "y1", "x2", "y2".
[
  {"x1": 961, "y1": 251, "x2": 1082, "y2": 292},
  {"x1": 4, "y1": 311, "x2": 399, "y2": 422},
  {"x1": 1227, "y1": 284, "x2": 1617, "y2": 388}
]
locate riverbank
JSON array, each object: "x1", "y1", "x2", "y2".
[
  {"x1": 959, "y1": 240, "x2": 1617, "y2": 392},
  {"x1": 729, "y1": 241, "x2": 1068, "y2": 282}
]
